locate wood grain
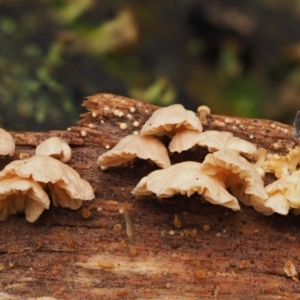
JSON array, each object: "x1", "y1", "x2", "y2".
[{"x1": 0, "y1": 93, "x2": 300, "y2": 300}]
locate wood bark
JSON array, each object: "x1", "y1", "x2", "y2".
[{"x1": 0, "y1": 93, "x2": 300, "y2": 300}]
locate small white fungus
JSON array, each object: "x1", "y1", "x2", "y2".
[
  {"x1": 80, "y1": 130, "x2": 87, "y2": 137},
  {"x1": 119, "y1": 123, "x2": 127, "y2": 130}
]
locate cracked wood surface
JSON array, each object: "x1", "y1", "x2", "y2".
[{"x1": 1, "y1": 93, "x2": 300, "y2": 300}]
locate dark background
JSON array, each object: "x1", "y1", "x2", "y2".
[{"x1": 1, "y1": 0, "x2": 300, "y2": 130}]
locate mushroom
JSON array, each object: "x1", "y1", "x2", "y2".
[
  {"x1": 276, "y1": 170, "x2": 300, "y2": 210},
  {"x1": 132, "y1": 161, "x2": 240, "y2": 211},
  {"x1": 262, "y1": 146, "x2": 300, "y2": 178},
  {"x1": 261, "y1": 169, "x2": 300, "y2": 215},
  {"x1": 197, "y1": 105, "x2": 211, "y2": 122},
  {"x1": 140, "y1": 104, "x2": 202, "y2": 136},
  {"x1": 0, "y1": 177, "x2": 50, "y2": 222},
  {"x1": 36, "y1": 137, "x2": 72, "y2": 163},
  {"x1": 97, "y1": 134, "x2": 171, "y2": 169},
  {"x1": 169, "y1": 130, "x2": 257, "y2": 158},
  {"x1": 261, "y1": 174, "x2": 299, "y2": 215},
  {"x1": 0, "y1": 128, "x2": 15, "y2": 157},
  {"x1": 0, "y1": 155, "x2": 95, "y2": 209},
  {"x1": 200, "y1": 149, "x2": 268, "y2": 212}
]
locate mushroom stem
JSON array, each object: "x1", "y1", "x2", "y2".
[
  {"x1": 254, "y1": 148, "x2": 267, "y2": 177},
  {"x1": 197, "y1": 105, "x2": 211, "y2": 122},
  {"x1": 255, "y1": 148, "x2": 267, "y2": 167}
]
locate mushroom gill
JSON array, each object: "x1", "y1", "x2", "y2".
[
  {"x1": 97, "y1": 134, "x2": 171, "y2": 169},
  {"x1": 200, "y1": 149, "x2": 270, "y2": 213},
  {"x1": 132, "y1": 161, "x2": 240, "y2": 211},
  {"x1": 0, "y1": 155, "x2": 95, "y2": 210},
  {"x1": 0, "y1": 177, "x2": 50, "y2": 222},
  {"x1": 169, "y1": 130, "x2": 257, "y2": 158}
]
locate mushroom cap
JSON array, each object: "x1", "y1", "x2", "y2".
[
  {"x1": 0, "y1": 177, "x2": 50, "y2": 222},
  {"x1": 140, "y1": 104, "x2": 202, "y2": 136},
  {"x1": 284, "y1": 171, "x2": 300, "y2": 209},
  {"x1": 259, "y1": 170, "x2": 300, "y2": 215},
  {"x1": 197, "y1": 105, "x2": 211, "y2": 115},
  {"x1": 97, "y1": 135, "x2": 171, "y2": 169},
  {"x1": 36, "y1": 137, "x2": 72, "y2": 163},
  {"x1": 201, "y1": 149, "x2": 267, "y2": 210},
  {"x1": 197, "y1": 105, "x2": 211, "y2": 122},
  {"x1": 132, "y1": 161, "x2": 240, "y2": 211},
  {"x1": 256, "y1": 193, "x2": 289, "y2": 216},
  {"x1": 262, "y1": 146, "x2": 300, "y2": 178},
  {"x1": 265, "y1": 170, "x2": 300, "y2": 212},
  {"x1": 261, "y1": 176, "x2": 295, "y2": 215},
  {"x1": 0, "y1": 155, "x2": 95, "y2": 209},
  {"x1": 169, "y1": 130, "x2": 257, "y2": 158},
  {"x1": 0, "y1": 128, "x2": 15, "y2": 157}
]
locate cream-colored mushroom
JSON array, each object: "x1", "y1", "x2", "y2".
[
  {"x1": 132, "y1": 161, "x2": 240, "y2": 211},
  {"x1": 197, "y1": 105, "x2": 211, "y2": 122},
  {"x1": 36, "y1": 137, "x2": 72, "y2": 163},
  {"x1": 0, "y1": 177, "x2": 50, "y2": 222},
  {"x1": 272, "y1": 170, "x2": 300, "y2": 211},
  {"x1": 262, "y1": 174, "x2": 299, "y2": 216},
  {"x1": 0, "y1": 128, "x2": 15, "y2": 157},
  {"x1": 169, "y1": 130, "x2": 257, "y2": 158},
  {"x1": 97, "y1": 135, "x2": 171, "y2": 169},
  {"x1": 263, "y1": 169, "x2": 300, "y2": 215},
  {"x1": 200, "y1": 149, "x2": 268, "y2": 212},
  {"x1": 140, "y1": 104, "x2": 202, "y2": 136},
  {"x1": 0, "y1": 155, "x2": 95, "y2": 209},
  {"x1": 262, "y1": 146, "x2": 300, "y2": 178}
]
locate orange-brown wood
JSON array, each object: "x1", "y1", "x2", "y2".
[{"x1": 0, "y1": 93, "x2": 300, "y2": 300}]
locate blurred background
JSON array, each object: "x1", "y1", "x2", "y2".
[{"x1": 1, "y1": 0, "x2": 300, "y2": 130}]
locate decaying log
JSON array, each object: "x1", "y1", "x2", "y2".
[{"x1": 1, "y1": 93, "x2": 300, "y2": 300}]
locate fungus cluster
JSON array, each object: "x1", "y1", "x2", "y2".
[
  {"x1": 260, "y1": 146, "x2": 300, "y2": 215},
  {"x1": 0, "y1": 135, "x2": 94, "y2": 222},
  {"x1": 95, "y1": 100, "x2": 300, "y2": 216},
  {"x1": 98, "y1": 103, "x2": 289, "y2": 215}
]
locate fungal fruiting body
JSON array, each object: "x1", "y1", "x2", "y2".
[
  {"x1": 197, "y1": 105, "x2": 211, "y2": 122},
  {"x1": 36, "y1": 136, "x2": 72, "y2": 163},
  {"x1": 132, "y1": 161, "x2": 240, "y2": 211},
  {"x1": 200, "y1": 149, "x2": 273, "y2": 214},
  {"x1": 169, "y1": 130, "x2": 257, "y2": 158},
  {"x1": 96, "y1": 99, "x2": 300, "y2": 217},
  {"x1": 140, "y1": 104, "x2": 202, "y2": 136},
  {"x1": 262, "y1": 146, "x2": 300, "y2": 179},
  {"x1": 0, "y1": 155, "x2": 95, "y2": 210},
  {"x1": 0, "y1": 177, "x2": 50, "y2": 222},
  {"x1": 97, "y1": 134, "x2": 171, "y2": 169},
  {"x1": 264, "y1": 170, "x2": 300, "y2": 215},
  {"x1": 0, "y1": 128, "x2": 15, "y2": 157}
]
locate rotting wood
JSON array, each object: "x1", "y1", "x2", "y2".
[{"x1": 0, "y1": 93, "x2": 300, "y2": 299}]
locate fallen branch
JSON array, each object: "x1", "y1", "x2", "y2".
[{"x1": 0, "y1": 93, "x2": 299, "y2": 299}]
